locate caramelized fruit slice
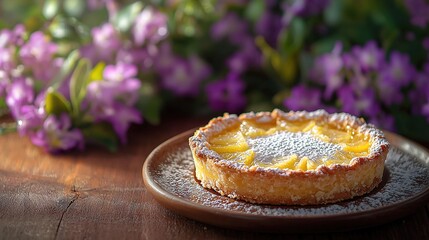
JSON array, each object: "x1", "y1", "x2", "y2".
[
  {"x1": 278, "y1": 120, "x2": 316, "y2": 133},
  {"x1": 312, "y1": 125, "x2": 352, "y2": 143},
  {"x1": 240, "y1": 121, "x2": 277, "y2": 138},
  {"x1": 220, "y1": 149, "x2": 255, "y2": 166},
  {"x1": 210, "y1": 141, "x2": 249, "y2": 153},
  {"x1": 269, "y1": 154, "x2": 298, "y2": 169},
  {"x1": 210, "y1": 131, "x2": 245, "y2": 145}
]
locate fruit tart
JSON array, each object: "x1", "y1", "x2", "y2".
[{"x1": 189, "y1": 109, "x2": 390, "y2": 205}]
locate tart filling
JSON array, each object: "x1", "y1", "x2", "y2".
[{"x1": 189, "y1": 109, "x2": 390, "y2": 205}]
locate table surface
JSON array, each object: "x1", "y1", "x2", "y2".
[{"x1": 1, "y1": 115, "x2": 429, "y2": 240}]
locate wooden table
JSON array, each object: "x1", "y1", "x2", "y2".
[{"x1": 1, "y1": 115, "x2": 428, "y2": 239}]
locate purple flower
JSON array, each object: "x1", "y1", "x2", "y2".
[
  {"x1": 0, "y1": 29, "x2": 12, "y2": 48},
  {"x1": 338, "y1": 85, "x2": 380, "y2": 117},
  {"x1": 5, "y1": 78, "x2": 34, "y2": 117},
  {"x1": 0, "y1": 47, "x2": 16, "y2": 71},
  {"x1": 103, "y1": 63, "x2": 137, "y2": 82},
  {"x1": 84, "y1": 62, "x2": 143, "y2": 143},
  {"x1": 351, "y1": 41, "x2": 384, "y2": 72},
  {"x1": 20, "y1": 32, "x2": 57, "y2": 67},
  {"x1": 19, "y1": 31, "x2": 62, "y2": 82},
  {"x1": 211, "y1": 13, "x2": 248, "y2": 44},
  {"x1": 105, "y1": 103, "x2": 142, "y2": 144},
  {"x1": 403, "y1": 0, "x2": 429, "y2": 28},
  {"x1": 116, "y1": 47, "x2": 154, "y2": 70},
  {"x1": 84, "y1": 93, "x2": 142, "y2": 143},
  {"x1": 283, "y1": 85, "x2": 322, "y2": 111},
  {"x1": 310, "y1": 42, "x2": 344, "y2": 98},
  {"x1": 379, "y1": 51, "x2": 415, "y2": 88},
  {"x1": 89, "y1": 23, "x2": 122, "y2": 61},
  {"x1": 0, "y1": 25, "x2": 25, "y2": 48},
  {"x1": 92, "y1": 23, "x2": 121, "y2": 50},
  {"x1": 206, "y1": 72, "x2": 246, "y2": 113},
  {"x1": 256, "y1": 10, "x2": 282, "y2": 47},
  {"x1": 377, "y1": 78, "x2": 404, "y2": 106},
  {"x1": 283, "y1": 0, "x2": 330, "y2": 25},
  {"x1": 15, "y1": 105, "x2": 45, "y2": 136},
  {"x1": 227, "y1": 38, "x2": 262, "y2": 73},
  {"x1": 31, "y1": 114, "x2": 84, "y2": 152},
  {"x1": 133, "y1": 7, "x2": 168, "y2": 46},
  {"x1": 87, "y1": 65, "x2": 141, "y2": 106},
  {"x1": 159, "y1": 55, "x2": 210, "y2": 96}
]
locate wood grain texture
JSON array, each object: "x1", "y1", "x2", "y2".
[{"x1": 0, "y1": 115, "x2": 428, "y2": 240}]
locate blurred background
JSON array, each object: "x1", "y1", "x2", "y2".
[{"x1": 0, "y1": 0, "x2": 428, "y2": 152}]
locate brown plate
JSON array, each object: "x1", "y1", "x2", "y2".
[{"x1": 142, "y1": 129, "x2": 429, "y2": 233}]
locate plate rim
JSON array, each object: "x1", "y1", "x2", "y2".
[{"x1": 142, "y1": 129, "x2": 429, "y2": 232}]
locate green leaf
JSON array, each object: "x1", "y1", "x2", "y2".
[
  {"x1": 50, "y1": 50, "x2": 80, "y2": 90},
  {"x1": 64, "y1": 0, "x2": 85, "y2": 17},
  {"x1": 70, "y1": 59, "x2": 91, "y2": 116},
  {"x1": 81, "y1": 123, "x2": 119, "y2": 152},
  {"x1": 45, "y1": 89, "x2": 71, "y2": 115},
  {"x1": 324, "y1": 0, "x2": 343, "y2": 26},
  {"x1": 49, "y1": 15, "x2": 76, "y2": 39},
  {"x1": 256, "y1": 36, "x2": 297, "y2": 83},
  {"x1": 43, "y1": 0, "x2": 59, "y2": 20},
  {"x1": 279, "y1": 18, "x2": 306, "y2": 55},
  {"x1": 0, "y1": 98, "x2": 9, "y2": 117},
  {"x1": 244, "y1": 0, "x2": 264, "y2": 22},
  {"x1": 88, "y1": 62, "x2": 105, "y2": 82},
  {"x1": 112, "y1": 2, "x2": 144, "y2": 33},
  {"x1": 137, "y1": 94, "x2": 163, "y2": 125}
]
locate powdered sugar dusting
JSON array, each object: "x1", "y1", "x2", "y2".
[
  {"x1": 152, "y1": 144, "x2": 429, "y2": 217},
  {"x1": 247, "y1": 132, "x2": 341, "y2": 164}
]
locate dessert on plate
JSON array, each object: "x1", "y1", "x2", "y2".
[{"x1": 189, "y1": 109, "x2": 390, "y2": 205}]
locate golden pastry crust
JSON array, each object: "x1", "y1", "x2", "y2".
[{"x1": 189, "y1": 109, "x2": 390, "y2": 205}]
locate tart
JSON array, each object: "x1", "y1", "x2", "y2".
[{"x1": 189, "y1": 109, "x2": 390, "y2": 205}]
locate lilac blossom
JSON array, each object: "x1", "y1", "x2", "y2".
[
  {"x1": 376, "y1": 79, "x2": 404, "y2": 106},
  {"x1": 227, "y1": 38, "x2": 262, "y2": 73},
  {"x1": 351, "y1": 41, "x2": 384, "y2": 72},
  {"x1": 379, "y1": 51, "x2": 416, "y2": 89},
  {"x1": 132, "y1": 7, "x2": 168, "y2": 46},
  {"x1": 85, "y1": 23, "x2": 122, "y2": 62},
  {"x1": 256, "y1": 10, "x2": 282, "y2": 47},
  {"x1": 31, "y1": 114, "x2": 84, "y2": 152},
  {"x1": 310, "y1": 42, "x2": 344, "y2": 98},
  {"x1": 0, "y1": 29, "x2": 12, "y2": 48},
  {"x1": 338, "y1": 85, "x2": 380, "y2": 117},
  {"x1": 0, "y1": 47, "x2": 16, "y2": 71},
  {"x1": 85, "y1": 63, "x2": 142, "y2": 143},
  {"x1": 20, "y1": 32, "x2": 57, "y2": 67},
  {"x1": 283, "y1": 85, "x2": 322, "y2": 111},
  {"x1": 206, "y1": 72, "x2": 246, "y2": 113},
  {"x1": 5, "y1": 77, "x2": 34, "y2": 118},
  {"x1": 19, "y1": 31, "x2": 61, "y2": 82},
  {"x1": 159, "y1": 55, "x2": 210, "y2": 97},
  {"x1": 211, "y1": 13, "x2": 248, "y2": 44},
  {"x1": 15, "y1": 105, "x2": 45, "y2": 136},
  {"x1": 283, "y1": 0, "x2": 330, "y2": 25},
  {"x1": 403, "y1": 0, "x2": 429, "y2": 28},
  {"x1": 116, "y1": 47, "x2": 154, "y2": 70}
]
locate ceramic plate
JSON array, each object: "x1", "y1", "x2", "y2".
[{"x1": 142, "y1": 129, "x2": 429, "y2": 233}]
